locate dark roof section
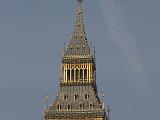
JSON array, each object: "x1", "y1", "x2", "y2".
[
  {"x1": 44, "y1": 85, "x2": 105, "y2": 119},
  {"x1": 64, "y1": 0, "x2": 91, "y2": 56}
]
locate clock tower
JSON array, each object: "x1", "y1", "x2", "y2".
[{"x1": 44, "y1": 0, "x2": 109, "y2": 120}]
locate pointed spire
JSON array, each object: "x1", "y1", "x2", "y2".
[
  {"x1": 72, "y1": 0, "x2": 85, "y2": 38},
  {"x1": 64, "y1": 0, "x2": 92, "y2": 57}
]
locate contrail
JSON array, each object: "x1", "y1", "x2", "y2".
[{"x1": 98, "y1": 0, "x2": 149, "y2": 93}]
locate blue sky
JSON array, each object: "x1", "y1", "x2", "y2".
[{"x1": 0, "y1": 0, "x2": 160, "y2": 120}]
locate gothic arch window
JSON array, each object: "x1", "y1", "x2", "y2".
[
  {"x1": 57, "y1": 103, "x2": 61, "y2": 110},
  {"x1": 67, "y1": 69, "x2": 70, "y2": 80},
  {"x1": 71, "y1": 69, "x2": 74, "y2": 80},
  {"x1": 89, "y1": 102, "x2": 93, "y2": 109},
  {"x1": 80, "y1": 69, "x2": 83, "y2": 79},
  {"x1": 64, "y1": 94, "x2": 68, "y2": 101},
  {"x1": 84, "y1": 69, "x2": 87, "y2": 80},
  {"x1": 76, "y1": 69, "x2": 79, "y2": 80},
  {"x1": 79, "y1": 102, "x2": 83, "y2": 110},
  {"x1": 74, "y1": 93, "x2": 79, "y2": 101},
  {"x1": 84, "y1": 93, "x2": 89, "y2": 100},
  {"x1": 67, "y1": 104, "x2": 71, "y2": 110}
]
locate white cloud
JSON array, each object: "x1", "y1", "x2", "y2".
[{"x1": 98, "y1": 0, "x2": 149, "y2": 93}]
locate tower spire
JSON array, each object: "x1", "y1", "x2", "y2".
[
  {"x1": 64, "y1": 0, "x2": 91, "y2": 57},
  {"x1": 72, "y1": 0, "x2": 85, "y2": 38},
  {"x1": 44, "y1": 1, "x2": 109, "y2": 120}
]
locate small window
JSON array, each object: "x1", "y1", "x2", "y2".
[
  {"x1": 80, "y1": 69, "x2": 83, "y2": 79},
  {"x1": 64, "y1": 94, "x2": 68, "y2": 101},
  {"x1": 74, "y1": 94, "x2": 79, "y2": 100},
  {"x1": 84, "y1": 93, "x2": 89, "y2": 100},
  {"x1": 57, "y1": 104, "x2": 61, "y2": 110},
  {"x1": 79, "y1": 103, "x2": 83, "y2": 110},
  {"x1": 67, "y1": 70, "x2": 70, "y2": 80},
  {"x1": 84, "y1": 69, "x2": 87, "y2": 79},
  {"x1": 76, "y1": 69, "x2": 79, "y2": 80},
  {"x1": 89, "y1": 102, "x2": 93, "y2": 109},
  {"x1": 71, "y1": 69, "x2": 74, "y2": 80},
  {"x1": 67, "y1": 104, "x2": 71, "y2": 110}
]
